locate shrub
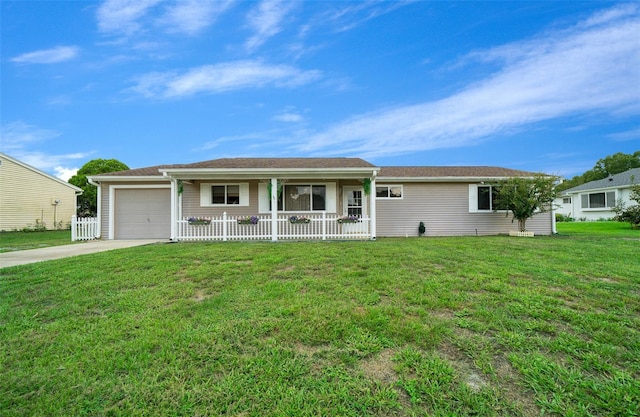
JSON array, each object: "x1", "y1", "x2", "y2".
[
  {"x1": 612, "y1": 185, "x2": 640, "y2": 229},
  {"x1": 555, "y1": 213, "x2": 574, "y2": 222}
]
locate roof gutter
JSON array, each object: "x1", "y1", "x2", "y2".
[{"x1": 376, "y1": 176, "x2": 526, "y2": 183}]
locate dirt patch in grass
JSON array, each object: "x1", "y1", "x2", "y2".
[
  {"x1": 494, "y1": 356, "x2": 541, "y2": 416},
  {"x1": 438, "y1": 340, "x2": 488, "y2": 391},
  {"x1": 192, "y1": 289, "x2": 210, "y2": 302},
  {"x1": 359, "y1": 348, "x2": 412, "y2": 411},
  {"x1": 360, "y1": 348, "x2": 398, "y2": 384}
]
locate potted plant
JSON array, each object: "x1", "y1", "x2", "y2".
[
  {"x1": 237, "y1": 216, "x2": 260, "y2": 225},
  {"x1": 337, "y1": 215, "x2": 360, "y2": 224},
  {"x1": 289, "y1": 215, "x2": 310, "y2": 224},
  {"x1": 187, "y1": 217, "x2": 211, "y2": 226}
]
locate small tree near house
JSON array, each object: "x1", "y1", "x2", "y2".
[
  {"x1": 613, "y1": 184, "x2": 640, "y2": 229},
  {"x1": 492, "y1": 174, "x2": 558, "y2": 232}
]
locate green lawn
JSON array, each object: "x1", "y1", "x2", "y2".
[
  {"x1": 556, "y1": 220, "x2": 639, "y2": 237},
  {"x1": 1, "y1": 225, "x2": 639, "y2": 416},
  {"x1": 0, "y1": 230, "x2": 79, "y2": 253}
]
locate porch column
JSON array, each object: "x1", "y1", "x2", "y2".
[
  {"x1": 94, "y1": 182, "x2": 102, "y2": 238},
  {"x1": 170, "y1": 178, "x2": 178, "y2": 241},
  {"x1": 370, "y1": 174, "x2": 377, "y2": 240},
  {"x1": 271, "y1": 178, "x2": 278, "y2": 242}
]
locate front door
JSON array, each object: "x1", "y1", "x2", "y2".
[{"x1": 343, "y1": 187, "x2": 365, "y2": 217}]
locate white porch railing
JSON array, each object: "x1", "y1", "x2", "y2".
[
  {"x1": 177, "y1": 212, "x2": 371, "y2": 241},
  {"x1": 71, "y1": 216, "x2": 99, "y2": 241}
]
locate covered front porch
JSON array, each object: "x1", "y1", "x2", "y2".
[
  {"x1": 177, "y1": 212, "x2": 372, "y2": 241},
  {"x1": 160, "y1": 159, "x2": 379, "y2": 242}
]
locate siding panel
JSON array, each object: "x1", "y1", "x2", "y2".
[
  {"x1": 0, "y1": 155, "x2": 78, "y2": 231},
  {"x1": 376, "y1": 183, "x2": 552, "y2": 237}
]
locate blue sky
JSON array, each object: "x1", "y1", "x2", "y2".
[{"x1": 1, "y1": 1, "x2": 639, "y2": 181}]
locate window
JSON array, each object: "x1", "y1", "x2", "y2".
[
  {"x1": 469, "y1": 184, "x2": 507, "y2": 212},
  {"x1": 376, "y1": 185, "x2": 403, "y2": 199},
  {"x1": 259, "y1": 182, "x2": 336, "y2": 213},
  {"x1": 200, "y1": 183, "x2": 249, "y2": 207},
  {"x1": 562, "y1": 197, "x2": 571, "y2": 204},
  {"x1": 212, "y1": 185, "x2": 239, "y2": 205},
  {"x1": 273, "y1": 184, "x2": 326, "y2": 211},
  {"x1": 477, "y1": 185, "x2": 503, "y2": 211},
  {"x1": 581, "y1": 191, "x2": 615, "y2": 209}
]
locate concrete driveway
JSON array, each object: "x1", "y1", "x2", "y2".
[{"x1": 0, "y1": 240, "x2": 167, "y2": 269}]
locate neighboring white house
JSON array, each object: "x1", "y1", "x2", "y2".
[
  {"x1": 557, "y1": 167, "x2": 640, "y2": 221},
  {"x1": 0, "y1": 152, "x2": 82, "y2": 231}
]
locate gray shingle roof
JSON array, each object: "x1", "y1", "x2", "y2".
[
  {"x1": 563, "y1": 167, "x2": 640, "y2": 193},
  {"x1": 378, "y1": 166, "x2": 536, "y2": 178},
  {"x1": 98, "y1": 158, "x2": 376, "y2": 176},
  {"x1": 172, "y1": 157, "x2": 377, "y2": 169},
  {"x1": 95, "y1": 158, "x2": 538, "y2": 179}
]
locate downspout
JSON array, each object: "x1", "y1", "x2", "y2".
[
  {"x1": 87, "y1": 178, "x2": 101, "y2": 238},
  {"x1": 551, "y1": 200, "x2": 557, "y2": 235}
]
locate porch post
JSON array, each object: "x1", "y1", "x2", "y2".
[
  {"x1": 370, "y1": 174, "x2": 377, "y2": 240},
  {"x1": 271, "y1": 178, "x2": 278, "y2": 242},
  {"x1": 170, "y1": 178, "x2": 178, "y2": 241},
  {"x1": 94, "y1": 182, "x2": 102, "y2": 238}
]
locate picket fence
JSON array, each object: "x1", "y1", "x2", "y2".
[
  {"x1": 71, "y1": 216, "x2": 99, "y2": 241},
  {"x1": 178, "y1": 213, "x2": 371, "y2": 241}
]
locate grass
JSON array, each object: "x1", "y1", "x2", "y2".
[
  {"x1": 0, "y1": 230, "x2": 79, "y2": 253},
  {"x1": 556, "y1": 220, "x2": 639, "y2": 237},
  {"x1": 1, "y1": 223, "x2": 639, "y2": 416}
]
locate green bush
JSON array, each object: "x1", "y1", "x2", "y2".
[
  {"x1": 612, "y1": 185, "x2": 640, "y2": 229},
  {"x1": 555, "y1": 213, "x2": 574, "y2": 222}
]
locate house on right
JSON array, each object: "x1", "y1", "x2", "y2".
[{"x1": 557, "y1": 167, "x2": 640, "y2": 221}]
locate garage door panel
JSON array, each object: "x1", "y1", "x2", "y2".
[{"x1": 115, "y1": 189, "x2": 171, "y2": 239}]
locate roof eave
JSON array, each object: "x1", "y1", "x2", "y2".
[
  {"x1": 376, "y1": 176, "x2": 529, "y2": 183},
  {"x1": 159, "y1": 167, "x2": 380, "y2": 180},
  {"x1": 88, "y1": 175, "x2": 169, "y2": 182}
]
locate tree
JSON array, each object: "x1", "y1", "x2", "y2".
[
  {"x1": 557, "y1": 151, "x2": 640, "y2": 192},
  {"x1": 493, "y1": 174, "x2": 558, "y2": 232},
  {"x1": 69, "y1": 159, "x2": 129, "y2": 216},
  {"x1": 613, "y1": 184, "x2": 640, "y2": 229}
]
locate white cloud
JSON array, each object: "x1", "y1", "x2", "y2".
[
  {"x1": 273, "y1": 112, "x2": 304, "y2": 123},
  {"x1": 245, "y1": 0, "x2": 295, "y2": 51},
  {"x1": 97, "y1": 0, "x2": 163, "y2": 35},
  {"x1": 607, "y1": 127, "x2": 640, "y2": 142},
  {"x1": 295, "y1": 5, "x2": 640, "y2": 157},
  {"x1": 129, "y1": 60, "x2": 321, "y2": 99},
  {"x1": 54, "y1": 166, "x2": 79, "y2": 181},
  {"x1": 0, "y1": 121, "x2": 90, "y2": 179},
  {"x1": 160, "y1": 0, "x2": 233, "y2": 35},
  {"x1": 321, "y1": 1, "x2": 409, "y2": 33},
  {"x1": 0, "y1": 121, "x2": 61, "y2": 151},
  {"x1": 11, "y1": 46, "x2": 79, "y2": 64}
]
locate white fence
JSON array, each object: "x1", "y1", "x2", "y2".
[
  {"x1": 177, "y1": 213, "x2": 371, "y2": 241},
  {"x1": 71, "y1": 216, "x2": 99, "y2": 241}
]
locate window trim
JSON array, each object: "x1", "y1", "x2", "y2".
[
  {"x1": 468, "y1": 184, "x2": 508, "y2": 213},
  {"x1": 200, "y1": 183, "x2": 249, "y2": 207},
  {"x1": 580, "y1": 191, "x2": 615, "y2": 210},
  {"x1": 375, "y1": 184, "x2": 403, "y2": 200},
  {"x1": 280, "y1": 184, "x2": 327, "y2": 212},
  {"x1": 258, "y1": 182, "x2": 337, "y2": 213}
]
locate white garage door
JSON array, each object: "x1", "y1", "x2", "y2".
[{"x1": 115, "y1": 188, "x2": 171, "y2": 239}]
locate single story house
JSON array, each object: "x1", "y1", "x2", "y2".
[
  {"x1": 556, "y1": 167, "x2": 640, "y2": 221},
  {"x1": 0, "y1": 152, "x2": 82, "y2": 231},
  {"x1": 87, "y1": 157, "x2": 555, "y2": 241}
]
